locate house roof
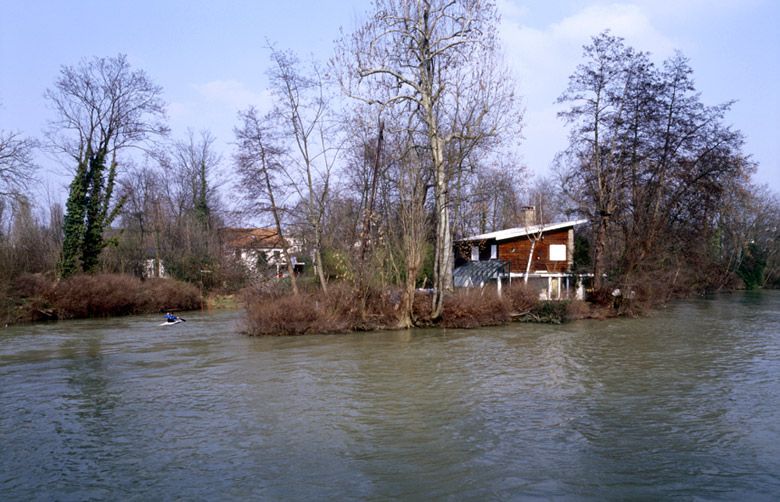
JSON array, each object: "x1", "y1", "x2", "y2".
[
  {"x1": 221, "y1": 228, "x2": 288, "y2": 249},
  {"x1": 459, "y1": 219, "x2": 588, "y2": 242}
]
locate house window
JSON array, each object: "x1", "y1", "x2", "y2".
[
  {"x1": 490, "y1": 244, "x2": 497, "y2": 260},
  {"x1": 549, "y1": 244, "x2": 567, "y2": 261},
  {"x1": 471, "y1": 245, "x2": 479, "y2": 261}
]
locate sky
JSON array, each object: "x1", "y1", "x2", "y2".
[{"x1": 1, "y1": 0, "x2": 779, "y2": 207}]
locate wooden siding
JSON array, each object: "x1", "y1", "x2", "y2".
[{"x1": 497, "y1": 228, "x2": 572, "y2": 274}]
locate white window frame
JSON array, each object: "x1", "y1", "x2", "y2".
[{"x1": 471, "y1": 245, "x2": 479, "y2": 262}]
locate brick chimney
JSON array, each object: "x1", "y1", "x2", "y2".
[{"x1": 520, "y1": 206, "x2": 536, "y2": 227}]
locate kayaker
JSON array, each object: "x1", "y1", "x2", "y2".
[{"x1": 164, "y1": 312, "x2": 178, "y2": 323}]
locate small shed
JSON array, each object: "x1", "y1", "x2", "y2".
[{"x1": 455, "y1": 219, "x2": 587, "y2": 300}]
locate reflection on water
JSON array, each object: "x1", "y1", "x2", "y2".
[{"x1": 1, "y1": 292, "x2": 779, "y2": 500}]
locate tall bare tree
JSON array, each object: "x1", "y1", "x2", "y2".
[
  {"x1": 234, "y1": 107, "x2": 299, "y2": 294},
  {"x1": 335, "y1": 0, "x2": 520, "y2": 319},
  {"x1": 558, "y1": 32, "x2": 754, "y2": 299},
  {"x1": 166, "y1": 130, "x2": 221, "y2": 230},
  {"x1": 267, "y1": 47, "x2": 339, "y2": 293},
  {"x1": 557, "y1": 32, "x2": 642, "y2": 290}
]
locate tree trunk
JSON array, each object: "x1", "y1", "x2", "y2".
[
  {"x1": 592, "y1": 215, "x2": 609, "y2": 290},
  {"x1": 431, "y1": 135, "x2": 452, "y2": 321},
  {"x1": 524, "y1": 239, "x2": 536, "y2": 284},
  {"x1": 313, "y1": 246, "x2": 327, "y2": 293}
]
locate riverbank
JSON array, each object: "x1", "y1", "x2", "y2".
[
  {"x1": 3, "y1": 273, "x2": 686, "y2": 333},
  {"x1": 1, "y1": 273, "x2": 202, "y2": 326},
  {"x1": 242, "y1": 282, "x2": 604, "y2": 336}
]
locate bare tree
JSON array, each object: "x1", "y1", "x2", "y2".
[
  {"x1": 393, "y1": 125, "x2": 433, "y2": 327},
  {"x1": 114, "y1": 164, "x2": 165, "y2": 277},
  {"x1": 0, "y1": 130, "x2": 37, "y2": 200},
  {"x1": 452, "y1": 161, "x2": 527, "y2": 237},
  {"x1": 167, "y1": 130, "x2": 221, "y2": 230},
  {"x1": 557, "y1": 32, "x2": 640, "y2": 290},
  {"x1": 334, "y1": 0, "x2": 521, "y2": 319},
  {"x1": 234, "y1": 107, "x2": 299, "y2": 294},
  {"x1": 267, "y1": 47, "x2": 339, "y2": 293},
  {"x1": 558, "y1": 32, "x2": 755, "y2": 300},
  {"x1": 45, "y1": 54, "x2": 168, "y2": 276}
]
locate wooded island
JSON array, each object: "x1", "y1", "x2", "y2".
[{"x1": 2, "y1": 1, "x2": 777, "y2": 332}]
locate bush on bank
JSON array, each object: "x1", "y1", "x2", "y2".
[
  {"x1": 3, "y1": 273, "x2": 202, "y2": 324},
  {"x1": 242, "y1": 281, "x2": 400, "y2": 335},
  {"x1": 242, "y1": 282, "x2": 592, "y2": 336}
]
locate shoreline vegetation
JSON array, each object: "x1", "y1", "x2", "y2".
[
  {"x1": 2, "y1": 272, "x2": 606, "y2": 332},
  {"x1": 241, "y1": 281, "x2": 608, "y2": 336},
  {"x1": 1, "y1": 273, "x2": 201, "y2": 325},
  {"x1": 2, "y1": 272, "x2": 772, "y2": 334}
]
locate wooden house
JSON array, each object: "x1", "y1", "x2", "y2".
[{"x1": 454, "y1": 218, "x2": 588, "y2": 300}]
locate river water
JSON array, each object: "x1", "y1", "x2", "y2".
[{"x1": 1, "y1": 292, "x2": 779, "y2": 500}]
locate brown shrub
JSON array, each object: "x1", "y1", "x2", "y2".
[
  {"x1": 587, "y1": 287, "x2": 615, "y2": 307},
  {"x1": 12, "y1": 273, "x2": 54, "y2": 298},
  {"x1": 441, "y1": 288, "x2": 510, "y2": 329},
  {"x1": 411, "y1": 290, "x2": 434, "y2": 325},
  {"x1": 321, "y1": 282, "x2": 362, "y2": 325},
  {"x1": 524, "y1": 301, "x2": 569, "y2": 324},
  {"x1": 52, "y1": 274, "x2": 141, "y2": 318},
  {"x1": 245, "y1": 281, "x2": 610, "y2": 335},
  {"x1": 330, "y1": 283, "x2": 401, "y2": 330},
  {"x1": 242, "y1": 281, "x2": 404, "y2": 335},
  {"x1": 51, "y1": 274, "x2": 202, "y2": 319},
  {"x1": 565, "y1": 299, "x2": 592, "y2": 320},
  {"x1": 138, "y1": 278, "x2": 202, "y2": 312},
  {"x1": 504, "y1": 283, "x2": 539, "y2": 314},
  {"x1": 245, "y1": 292, "x2": 327, "y2": 336}
]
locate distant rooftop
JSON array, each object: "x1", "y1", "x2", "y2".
[{"x1": 221, "y1": 228, "x2": 287, "y2": 249}]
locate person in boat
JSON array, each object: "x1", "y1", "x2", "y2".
[{"x1": 164, "y1": 312, "x2": 179, "y2": 323}]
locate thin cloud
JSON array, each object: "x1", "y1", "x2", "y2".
[
  {"x1": 194, "y1": 80, "x2": 271, "y2": 111},
  {"x1": 166, "y1": 80, "x2": 273, "y2": 148},
  {"x1": 497, "y1": 1, "x2": 677, "y2": 173}
]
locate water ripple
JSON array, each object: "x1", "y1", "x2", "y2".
[{"x1": 1, "y1": 293, "x2": 780, "y2": 499}]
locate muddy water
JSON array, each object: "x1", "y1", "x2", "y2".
[{"x1": 1, "y1": 292, "x2": 779, "y2": 499}]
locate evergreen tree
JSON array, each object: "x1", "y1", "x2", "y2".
[{"x1": 59, "y1": 155, "x2": 89, "y2": 277}]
